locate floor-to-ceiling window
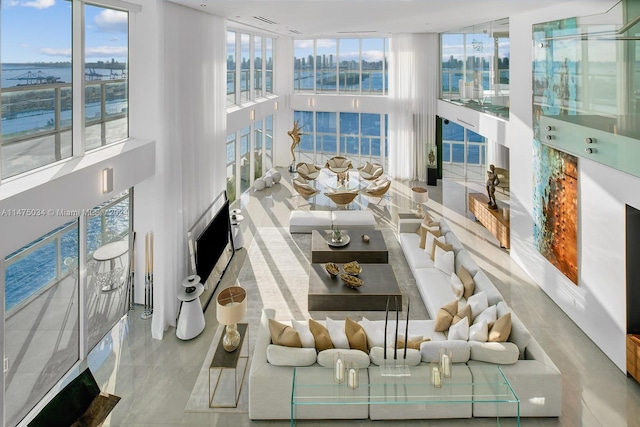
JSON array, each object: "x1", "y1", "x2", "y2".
[
  {"x1": 227, "y1": 29, "x2": 274, "y2": 106},
  {"x1": 265, "y1": 115, "x2": 273, "y2": 170},
  {"x1": 4, "y1": 190, "x2": 132, "y2": 427},
  {"x1": 254, "y1": 119, "x2": 263, "y2": 180},
  {"x1": 254, "y1": 36, "x2": 262, "y2": 99}
]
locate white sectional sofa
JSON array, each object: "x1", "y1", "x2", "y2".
[
  {"x1": 397, "y1": 216, "x2": 562, "y2": 418},
  {"x1": 248, "y1": 214, "x2": 562, "y2": 421}
]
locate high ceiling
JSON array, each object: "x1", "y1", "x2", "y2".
[{"x1": 167, "y1": 0, "x2": 571, "y2": 36}]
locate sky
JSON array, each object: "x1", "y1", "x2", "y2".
[{"x1": 1, "y1": 0, "x2": 128, "y2": 63}]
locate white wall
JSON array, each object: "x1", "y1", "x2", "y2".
[
  {"x1": 135, "y1": 2, "x2": 227, "y2": 339},
  {"x1": 509, "y1": 0, "x2": 633, "y2": 371}
]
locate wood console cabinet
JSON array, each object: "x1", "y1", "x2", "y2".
[
  {"x1": 627, "y1": 334, "x2": 640, "y2": 382},
  {"x1": 468, "y1": 192, "x2": 510, "y2": 249}
]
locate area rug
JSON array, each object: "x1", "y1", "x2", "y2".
[{"x1": 185, "y1": 225, "x2": 427, "y2": 413}]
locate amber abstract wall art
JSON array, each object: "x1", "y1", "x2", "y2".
[{"x1": 533, "y1": 141, "x2": 578, "y2": 284}]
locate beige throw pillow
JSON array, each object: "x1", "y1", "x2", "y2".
[
  {"x1": 434, "y1": 300, "x2": 458, "y2": 332},
  {"x1": 458, "y1": 265, "x2": 475, "y2": 300},
  {"x1": 418, "y1": 224, "x2": 441, "y2": 249},
  {"x1": 309, "y1": 319, "x2": 334, "y2": 351},
  {"x1": 269, "y1": 319, "x2": 302, "y2": 348},
  {"x1": 488, "y1": 313, "x2": 512, "y2": 342},
  {"x1": 397, "y1": 336, "x2": 431, "y2": 350},
  {"x1": 345, "y1": 318, "x2": 368, "y2": 353}
]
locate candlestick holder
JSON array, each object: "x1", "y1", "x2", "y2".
[
  {"x1": 430, "y1": 362, "x2": 443, "y2": 388},
  {"x1": 439, "y1": 348, "x2": 452, "y2": 379},
  {"x1": 347, "y1": 362, "x2": 359, "y2": 389},
  {"x1": 333, "y1": 352, "x2": 345, "y2": 384}
]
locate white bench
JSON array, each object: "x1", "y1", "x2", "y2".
[{"x1": 289, "y1": 210, "x2": 376, "y2": 234}]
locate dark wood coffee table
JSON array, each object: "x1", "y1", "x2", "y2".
[
  {"x1": 311, "y1": 229, "x2": 388, "y2": 263},
  {"x1": 308, "y1": 263, "x2": 402, "y2": 311}
]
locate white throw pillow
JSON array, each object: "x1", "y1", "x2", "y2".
[
  {"x1": 359, "y1": 317, "x2": 385, "y2": 348},
  {"x1": 447, "y1": 316, "x2": 469, "y2": 341},
  {"x1": 451, "y1": 273, "x2": 464, "y2": 300},
  {"x1": 467, "y1": 291, "x2": 489, "y2": 320},
  {"x1": 434, "y1": 246, "x2": 455, "y2": 275},
  {"x1": 469, "y1": 320, "x2": 489, "y2": 342},
  {"x1": 473, "y1": 305, "x2": 497, "y2": 326},
  {"x1": 424, "y1": 234, "x2": 445, "y2": 257},
  {"x1": 317, "y1": 349, "x2": 371, "y2": 368},
  {"x1": 326, "y1": 317, "x2": 350, "y2": 349},
  {"x1": 291, "y1": 319, "x2": 315, "y2": 348}
]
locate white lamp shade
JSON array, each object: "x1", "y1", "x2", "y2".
[
  {"x1": 216, "y1": 286, "x2": 247, "y2": 325},
  {"x1": 411, "y1": 187, "x2": 429, "y2": 203}
]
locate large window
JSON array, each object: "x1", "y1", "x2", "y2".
[
  {"x1": 442, "y1": 119, "x2": 486, "y2": 181},
  {"x1": 1, "y1": 1, "x2": 129, "y2": 180},
  {"x1": 441, "y1": 19, "x2": 509, "y2": 119},
  {"x1": 226, "y1": 133, "x2": 237, "y2": 202},
  {"x1": 294, "y1": 38, "x2": 388, "y2": 94},
  {"x1": 227, "y1": 30, "x2": 275, "y2": 106},
  {"x1": 293, "y1": 110, "x2": 386, "y2": 167}
]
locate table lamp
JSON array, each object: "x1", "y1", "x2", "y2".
[
  {"x1": 216, "y1": 286, "x2": 247, "y2": 352},
  {"x1": 411, "y1": 187, "x2": 429, "y2": 218}
]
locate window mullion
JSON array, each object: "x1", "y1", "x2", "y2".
[{"x1": 72, "y1": 1, "x2": 86, "y2": 156}]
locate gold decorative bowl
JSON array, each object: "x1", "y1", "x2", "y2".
[
  {"x1": 343, "y1": 261, "x2": 362, "y2": 276},
  {"x1": 340, "y1": 273, "x2": 364, "y2": 289},
  {"x1": 325, "y1": 262, "x2": 339, "y2": 278}
]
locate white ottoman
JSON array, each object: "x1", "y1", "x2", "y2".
[
  {"x1": 289, "y1": 211, "x2": 333, "y2": 233},
  {"x1": 254, "y1": 178, "x2": 266, "y2": 191},
  {"x1": 331, "y1": 210, "x2": 376, "y2": 230},
  {"x1": 268, "y1": 170, "x2": 282, "y2": 183},
  {"x1": 264, "y1": 175, "x2": 274, "y2": 187}
]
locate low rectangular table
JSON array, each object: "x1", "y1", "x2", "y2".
[
  {"x1": 311, "y1": 229, "x2": 388, "y2": 263},
  {"x1": 308, "y1": 263, "x2": 401, "y2": 311}
]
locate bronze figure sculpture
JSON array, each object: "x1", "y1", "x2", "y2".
[{"x1": 486, "y1": 164, "x2": 500, "y2": 210}]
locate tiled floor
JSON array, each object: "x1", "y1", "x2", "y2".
[{"x1": 83, "y1": 168, "x2": 640, "y2": 426}]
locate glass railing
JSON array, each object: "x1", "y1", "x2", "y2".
[{"x1": 533, "y1": 2, "x2": 640, "y2": 178}]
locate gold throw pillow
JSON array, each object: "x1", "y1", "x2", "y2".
[
  {"x1": 396, "y1": 336, "x2": 431, "y2": 350},
  {"x1": 345, "y1": 318, "x2": 368, "y2": 353},
  {"x1": 309, "y1": 319, "x2": 334, "y2": 351},
  {"x1": 452, "y1": 304, "x2": 472, "y2": 325},
  {"x1": 434, "y1": 300, "x2": 458, "y2": 332},
  {"x1": 488, "y1": 313, "x2": 512, "y2": 342},
  {"x1": 269, "y1": 319, "x2": 302, "y2": 347},
  {"x1": 458, "y1": 265, "x2": 475, "y2": 300}
]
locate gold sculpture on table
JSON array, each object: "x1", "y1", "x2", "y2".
[
  {"x1": 428, "y1": 149, "x2": 436, "y2": 166},
  {"x1": 288, "y1": 120, "x2": 305, "y2": 172}
]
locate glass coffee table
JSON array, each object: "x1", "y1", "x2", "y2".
[{"x1": 290, "y1": 365, "x2": 519, "y2": 426}]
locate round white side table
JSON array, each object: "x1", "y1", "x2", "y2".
[{"x1": 176, "y1": 275, "x2": 205, "y2": 340}]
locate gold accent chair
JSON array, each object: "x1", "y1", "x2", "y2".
[
  {"x1": 325, "y1": 156, "x2": 353, "y2": 175},
  {"x1": 364, "y1": 177, "x2": 391, "y2": 205},
  {"x1": 292, "y1": 176, "x2": 319, "y2": 207},
  {"x1": 357, "y1": 162, "x2": 384, "y2": 181},
  {"x1": 324, "y1": 189, "x2": 360, "y2": 208},
  {"x1": 295, "y1": 162, "x2": 322, "y2": 180}
]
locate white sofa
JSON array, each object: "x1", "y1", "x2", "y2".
[
  {"x1": 289, "y1": 210, "x2": 376, "y2": 234},
  {"x1": 248, "y1": 215, "x2": 562, "y2": 421},
  {"x1": 397, "y1": 216, "x2": 562, "y2": 418}
]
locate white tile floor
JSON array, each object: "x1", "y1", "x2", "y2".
[{"x1": 85, "y1": 168, "x2": 640, "y2": 426}]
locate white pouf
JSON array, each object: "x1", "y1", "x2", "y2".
[
  {"x1": 264, "y1": 176, "x2": 274, "y2": 187},
  {"x1": 254, "y1": 178, "x2": 266, "y2": 191},
  {"x1": 270, "y1": 170, "x2": 282, "y2": 183}
]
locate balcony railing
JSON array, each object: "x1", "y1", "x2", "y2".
[{"x1": 1, "y1": 79, "x2": 127, "y2": 144}]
